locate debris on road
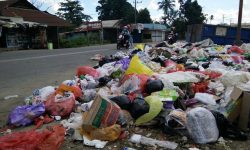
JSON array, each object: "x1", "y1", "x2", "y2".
[{"x1": 0, "y1": 39, "x2": 250, "y2": 149}]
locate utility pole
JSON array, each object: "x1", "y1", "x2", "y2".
[
  {"x1": 222, "y1": 14, "x2": 225, "y2": 24},
  {"x1": 134, "y1": 0, "x2": 142, "y2": 25},
  {"x1": 236, "y1": 0, "x2": 244, "y2": 46}
]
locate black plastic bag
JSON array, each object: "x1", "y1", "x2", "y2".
[
  {"x1": 129, "y1": 97, "x2": 149, "y2": 119},
  {"x1": 110, "y1": 95, "x2": 131, "y2": 110},
  {"x1": 151, "y1": 57, "x2": 165, "y2": 67},
  {"x1": 98, "y1": 76, "x2": 112, "y2": 87},
  {"x1": 211, "y1": 111, "x2": 247, "y2": 141},
  {"x1": 145, "y1": 79, "x2": 164, "y2": 94}
]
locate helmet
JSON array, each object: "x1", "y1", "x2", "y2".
[{"x1": 124, "y1": 26, "x2": 128, "y2": 29}]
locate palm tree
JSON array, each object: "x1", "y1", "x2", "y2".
[
  {"x1": 158, "y1": 0, "x2": 175, "y2": 25},
  {"x1": 210, "y1": 15, "x2": 214, "y2": 24}
]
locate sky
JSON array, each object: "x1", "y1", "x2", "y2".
[{"x1": 25, "y1": 0, "x2": 250, "y2": 24}]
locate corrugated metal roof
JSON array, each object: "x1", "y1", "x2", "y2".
[{"x1": 0, "y1": 0, "x2": 70, "y2": 27}]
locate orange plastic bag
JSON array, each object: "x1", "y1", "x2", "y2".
[
  {"x1": 77, "y1": 66, "x2": 99, "y2": 78},
  {"x1": 0, "y1": 125, "x2": 65, "y2": 150},
  {"x1": 56, "y1": 84, "x2": 82, "y2": 99},
  {"x1": 45, "y1": 92, "x2": 75, "y2": 117}
]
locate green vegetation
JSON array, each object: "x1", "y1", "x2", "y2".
[{"x1": 59, "y1": 32, "x2": 107, "y2": 48}]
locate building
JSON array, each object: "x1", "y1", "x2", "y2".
[
  {"x1": 186, "y1": 24, "x2": 250, "y2": 45},
  {"x1": 130, "y1": 23, "x2": 168, "y2": 43},
  {"x1": 0, "y1": 0, "x2": 70, "y2": 49}
]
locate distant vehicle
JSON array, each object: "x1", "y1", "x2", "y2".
[
  {"x1": 117, "y1": 33, "x2": 130, "y2": 50},
  {"x1": 167, "y1": 33, "x2": 177, "y2": 45}
]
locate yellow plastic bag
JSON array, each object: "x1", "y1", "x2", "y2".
[
  {"x1": 134, "y1": 43, "x2": 145, "y2": 50},
  {"x1": 125, "y1": 55, "x2": 154, "y2": 76},
  {"x1": 135, "y1": 96, "x2": 163, "y2": 125}
]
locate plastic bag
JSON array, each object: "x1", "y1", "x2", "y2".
[
  {"x1": 165, "y1": 109, "x2": 187, "y2": 129},
  {"x1": 45, "y1": 92, "x2": 75, "y2": 117},
  {"x1": 194, "y1": 93, "x2": 217, "y2": 105},
  {"x1": 135, "y1": 96, "x2": 163, "y2": 125},
  {"x1": 186, "y1": 107, "x2": 219, "y2": 144},
  {"x1": 152, "y1": 89, "x2": 179, "y2": 101},
  {"x1": 145, "y1": 79, "x2": 164, "y2": 94},
  {"x1": 159, "y1": 72, "x2": 199, "y2": 83},
  {"x1": 125, "y1": 55, "x2": 154, "y2": 76},
  {"x1": 110, "y1": 95, "x2": 131, "y2": 110},
  {"x1": 81, "y1": 124, "x2": 121, "y2": 141},
  {"x1": 120, "y1": 74, "x2": 149, "y2": 93},
  {"x1": 8, "y1": 103, "x2": 45, "y2": 126},
  {"x1": 37, "y1": 125, "x2": 66, "y2": 150},
  {"x1": 98, "y1": 76, "x2": 112, "y2": 87},
  {"x1": 56, "y1": 84, "x2": 82, "y2": 99},
  {"x1": 129, "y1": 97, "x2": 149, "y2": 119},
  {"x1": 0, "y1": 125, "x2": 65, "y2": 150},
  {"x1": 77, "y1": 66, "x2": 99, "y2": 78},
  {"x1": 31, "y1": 86, "x2": 55, "y2": 104},
  {"x1": 114, "y1": 57, "x2": 130, "y2": 70}
]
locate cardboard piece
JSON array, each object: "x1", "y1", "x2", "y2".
[
  {"x1": 83, "y1": 94, "x2": 120, "y2": 128},
  {"x1": 227, "y1": 86, "x2": 250, "y2": 131}
]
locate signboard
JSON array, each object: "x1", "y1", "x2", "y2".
[
  {"x1": 87, "y1": 21, "x2": 102, "y2": 31},
  {"x1": 215, "y1": 27, "x2": 227, "y2": 36},
  {"x1": 137, "y1": 23, "x2": 144, "y2": 33}
]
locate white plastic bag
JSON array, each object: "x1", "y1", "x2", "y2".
[
  {"x1": 194, "y1": 93, "x2": 217, "y2": 105},
  {"x1": 186, "y1": 107, "x2": 219, "y2": 144},
  {"x1": 159, "y1": 72, "x2": 199, "y2": 83}
]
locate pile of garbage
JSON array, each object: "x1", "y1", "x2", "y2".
[{"x1": 1, "y1": 39, "x2": 250, "y2": 149}]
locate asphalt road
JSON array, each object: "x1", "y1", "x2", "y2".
[{"x1": 0, "y1": 44, "x2": 117, "y2": 99}]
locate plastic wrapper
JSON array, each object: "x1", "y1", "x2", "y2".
[
  {"x1": 186, "y1": 107, "x2": 219, "y2": 144},
  {"x1": 125, "y1": 55, "x2": 154, "y2": 76},
  {"x1": 135, "y1": 96, "x2": 163, "y2": 125},
  {"x1": 8, "y1": 103, "x2": 45, "y2": 126},
  {"x1": 45, "y1": 92, "x2": 75, "y2": 117},
  {"x1": 165, "y1": 109, "x2": 187, "y2": 129}
]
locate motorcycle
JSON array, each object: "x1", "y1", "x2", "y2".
[
  {"x1": 117, "y1": 33, "x2": 130, "y2": 50},
  {"x1": 167, "y1": 33, "x2": 177, "y2": 45}
]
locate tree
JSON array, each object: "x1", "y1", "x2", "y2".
[
  {"x1": 96, "y1": 0, "x2": 135, "y2": 24},
  {"x1": 137, "y1": 8, "x2": 152, "y2": 23},
  {"x1": 158, "y1": 0, "x2": 176, "y2": 25},
  {"x1": 182, "y1": 0, "x2": 206, "y2": 24},
  {"x1": 56, "y1": 0, "x2": 91, "y2": 26}
]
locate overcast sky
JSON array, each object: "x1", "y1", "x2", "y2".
[{"x1": 26, "y1": 0, "x2": 250, "y2": 24}]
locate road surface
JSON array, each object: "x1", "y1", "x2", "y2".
[{"x1": 0, "y1": 44, "x2": 117, "y2": 99}]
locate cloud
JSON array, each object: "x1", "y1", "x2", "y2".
[{"x1": 147, "y1": 0, "x2": 158, "y2": 10}]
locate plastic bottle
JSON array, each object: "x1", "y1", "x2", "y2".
[{"x1": 129, "y1": 134, "x2": 178, "y2": 149}]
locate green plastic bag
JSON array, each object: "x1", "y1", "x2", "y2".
[
  {"x1": 151, "y1": 89, "x2": 179, "y2": 101},
  {"x1": 135, "y1": 96, "x2": 163, "y2": 125}
]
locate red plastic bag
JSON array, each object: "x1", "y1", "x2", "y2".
[
  {"x1": 0, "y1": 125, "x2": 65, "y2": 150},
  {"x1": 45, "y1": 92, "x2": 75, "y2": 117},
  {"x1": 76, "y1": 66, "x2": 99, "y2": 78},
  {"x1": 37, "y1": 125, "x2": 65, "y2": 150},
  {"x1": 56, "y1": 84, "x2": 82, "y2": 99},
  {"x1": 228, "y1": 46, "x2": 245, "y2": 54}
]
